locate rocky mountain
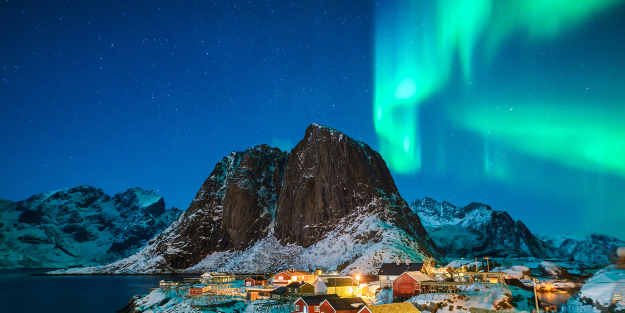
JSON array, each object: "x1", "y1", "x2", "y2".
[
  {"x1": 410, "y1": 197, "x2": 550, "y2": 258},
  {"x1": 541, "y1": 234, "x2": 625, "y2": 267},
  {"x1": 63, "y1": 124, "x2": 440, "y2": 274},
  {"x1": 0, "y1": 186, "x2": 182, "y2": 268}
]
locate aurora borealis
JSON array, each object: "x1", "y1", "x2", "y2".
[
  {"x1": 1, "y1": 0, "x2": 624, "y2": 240},
  {"x1": 374, "y1": 0, "x2": 625, "y2": 238}
]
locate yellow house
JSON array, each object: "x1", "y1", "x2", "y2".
[{"x1": 325, "y1": 277, "x2": 357, "y2": 297}]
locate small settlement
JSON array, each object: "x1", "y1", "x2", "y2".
[{"x1": 154, "y1": 260, "x2": 510, "y2": 312}]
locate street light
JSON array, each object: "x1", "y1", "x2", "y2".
[{"x1": 484, "y1": 257, "x2": 490, "y2": 272}]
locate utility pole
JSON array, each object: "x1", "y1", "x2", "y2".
[
  {"x1": 484, "y1": 257, "x2": 490, "y2": 272},
  {"x1": 533, "y1": 278, "x2": 540, "y2": 313}
]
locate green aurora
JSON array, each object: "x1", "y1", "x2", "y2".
[{"x1": 374, "y1": 0, "x2": 624, "y2": 175}]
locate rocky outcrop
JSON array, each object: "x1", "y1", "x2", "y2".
[
  {"x1": 274, "y1": 124, "x2": 435, "y2": 250},
  {"x1": 81, "y1": 124, "x2": 440, "y2": 274},
  {"x1": 541, "y1": 234, "x2": 625, "y2": 266},
  {"x1": 411, "y1": 197, "x2": 550, "y2": 258},
  {"x1": 0, "y1": 186, "x2": 181, "y2": 268},
  {"x1": 142, "y1": 144, "x2": 289, "y2": 269}
]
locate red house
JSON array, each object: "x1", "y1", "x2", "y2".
[
  {"x1": 245, "y1": 277, "x2": 267, "y2": 287},
  {"x1": 292, "y1": 294, "x2": 340, "y2": 313},
  {"x1": 392, "y1": 271, "x2": 434, "y2": 298},
  {"x1": 189, "y1": 287, "x2": 203, "y2": 295},
  {"x1": 318, "y1": 297, "x2": 366, "y2": 313},
  {"x1": 273, "y1": 270, "x2": 315, "y2": 287}
]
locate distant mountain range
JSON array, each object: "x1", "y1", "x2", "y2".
[
  {"x1": 0, "y1": 186, "x2": 181, "y2": 268},
  {"x1": 411, "y1": 197, "x2": 624, "y2": 266}
]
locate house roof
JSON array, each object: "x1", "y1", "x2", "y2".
[
  {"x1": 404, "y1": 271, "x2": 434, "y2": 282},
  {"x1": 326, "y1": 277, "x2": 355, "y2": 287},
  {"x1": 245, "y1": 276, "x2": 266, "y2": 281},
  {"x1": 378, "y1": 262, "x2": 424, "y2": 275},
  {"x1": 323, "y1": 298, "x2": 366, "y2": 311},
  {"x1": 358, "y1": 303, "x2": 421, "y2": 313},
  {"x1": 299, "y1": 294, "x2": 340, "y2": 306},
  {"x1": 276, "y1": 270, "x2": 312, "y2": 277},
  {"x1": 286, "y1": 281, "x2": 311, "y2": 288},
  {"x1": 353, "y1": 274, "x2": 379, "y2": 283},
  {"x1": 269, "y1": 287, "x2": 287, "y2": 294}
]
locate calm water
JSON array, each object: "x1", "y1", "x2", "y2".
[
  {"x1": 0, "y1": 269, "x2": 187, "y2": 313},
  {"x1": 537, "y1": 290, "x2": 576, "y2": 311}
]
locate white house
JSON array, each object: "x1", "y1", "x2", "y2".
[{"x1": 311, "y1": 277, "x2": 327, "y2": 293}]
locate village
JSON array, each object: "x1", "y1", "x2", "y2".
[{"x1": 151, "y1": 259, "x2": 546, "y2": 313}]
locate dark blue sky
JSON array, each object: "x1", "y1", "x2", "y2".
[{"x1": 2, "y1": 0, "x2": 624, "y2": 240}]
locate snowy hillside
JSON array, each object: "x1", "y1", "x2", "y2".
[
  {"x1": 541, "y1": 234, "x2": 625, "y2": 267},
  {"x1": 566, "y1": 265, "x2": 625, "y2": 312},
  {"x1": 0, "y1": 185, "x2": 181, "y2": 268},
  {"x1": 410, "y1": 197, "x2": 549, "y2": 258}
]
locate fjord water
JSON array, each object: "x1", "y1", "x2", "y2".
[{"x1": 0, "y1": 269, "x2": 182, "y2": 313}]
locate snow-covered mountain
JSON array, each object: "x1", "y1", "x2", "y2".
[
  {"x1": 541, "y1": 234, "x2": 625, "y2": 267},
  {"x1": 57, "y1": 124, "x2": 441, "y2": 274},
  {"x1": 0, "y1": 185, "x2": 182, "y2": 268},
  {"x1": 410, "y1": 197, "x2": 550, "y2": 258}
]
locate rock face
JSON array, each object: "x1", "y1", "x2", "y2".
[
  {"x1": 541, "y1": 234, "x2": 625, "y2": 267},
  {"x1": 82, "y1": 124, "x2": 440, "y2": 274},
  {"x1": 274, "y1": 125, "x2": 434, "y2": 249},
  {"x1": 411, "y1": 197, "x2": 550, "y2": 258},
  {"x1": 0, "y1": 186, "x2": 181, "y2": 268}
]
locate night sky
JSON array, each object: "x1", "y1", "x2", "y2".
[{"x1": 1, "y1": 0, "x2": 624, "y2": 240}]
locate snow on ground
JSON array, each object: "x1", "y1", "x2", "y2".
[
  {"x1": 409, "y1": 283, "x2": 535, "y2": 312},
  {"x1": 373, "y1": 289, "x2": 393, "y2": 305},
  {"x1": 565, "y1": 265, "x2": 625, "y2": 312},
  {"x1": 491, "y1": 266, "x2": 530, "y2": 279}
]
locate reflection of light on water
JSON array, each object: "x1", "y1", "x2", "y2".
[{"x1": 537, "y1": 291, "x2": 575, "y2": 309}]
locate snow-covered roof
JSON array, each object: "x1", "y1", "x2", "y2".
[{"x1": 404, "y1": 271, "x2": 434, "y2": 282}]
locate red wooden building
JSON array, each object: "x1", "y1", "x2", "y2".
[
  {"x1": 392, "y1": 271, "x2": 434, "y2": 298},
  {"x1": 292, "y1": 294, "x2": 340, "y2": 313},
  {"x1": 318, "y1": 297, "x2": 366, "y2": 313},
  {"x1": 244, "y1": 277, "x2": 267, "y2": 287},
  {"x1": 189, "y1": 287, "x2": 203, "y2": 295},
  {"x1": 273, "y1": 270, "x2": 315, "y2": 287}
]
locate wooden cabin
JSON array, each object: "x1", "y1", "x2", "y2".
[
  {"x1": 392, "y1": 271, "x2": 434, "y2": 298},
  {"x1": 189, "y1": 284, "x2": 208, "y2": 295},
  {"x1": 325, "y1": 277, "x2": 356, "y2": 297},
  {"x1": 270, "y1": 286, "x2": 288, "y2": 299},
  {"x1": 244, "y1": 277, "x2": 267, "y2": 287},
  {"x1": 273, "y1": 270, "x2": 315, "y2": 287},
  {"x1": 286, "y1": 281, "x2": 315, "y2": 294},
  {"x1": 357, "y1": 303, "x2": 421, "y2": 313},
  {"x1": 292, "y1": 294, "x2": 340, "y2": 313},
  {"x1": 318, "y1": 298, "x2": 366, "y2": 313},
  {"x1": 377, "y1": 260, "x2": 429, "y2": 288}
]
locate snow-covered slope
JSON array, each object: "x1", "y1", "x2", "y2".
[
  {"x1": 410, "y1": 198, "x2": 549, "y2": 258},
  {"x1": 0, "y1": 185, "x2": 181, "y2": 268},
  {"x1": 566, "y1": 265, "x2": 625, "y2": 312},
  {"x1": 541, "y1": 234, "x2": 625, "y2": 267},
  {"x1": 55, "y1": 124, "x2": 441, "y2": 274}
]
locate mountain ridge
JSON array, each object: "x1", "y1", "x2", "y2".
[{"x1": 0, "y1": 185, "x2": 181, "y2": 268}]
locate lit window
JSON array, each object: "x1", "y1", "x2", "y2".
[
  {"x1": 279, "y1": 276, "x2": 283, "y2": 280},
  {"x1": 292, "y1": 276, "x2": 297, "y2": 281}
]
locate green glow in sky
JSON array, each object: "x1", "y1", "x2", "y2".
[
  {"x1": 457, "y1": 104, "x2": 625, "y2": 178},
  {"x1": 374, "y1": 0, "x2": 623, "y2": 174}
]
